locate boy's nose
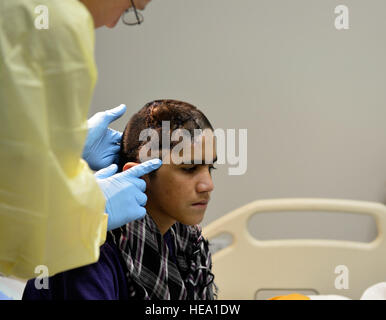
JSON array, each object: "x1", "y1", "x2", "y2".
[{"x1": 196, "y1": 171, "x2": 214, "y2": 193}]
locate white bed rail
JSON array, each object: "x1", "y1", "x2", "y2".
[{"x1": 203, "y1": 198, "x2": 386, "y2": 299}]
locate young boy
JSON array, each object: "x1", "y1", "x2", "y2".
[{"x1": 22, "y1": 100, "x2": 218, "y2": 300}]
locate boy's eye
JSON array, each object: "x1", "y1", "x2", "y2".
[
  {"x1": 181, "y1": 165, "x2": 217, "y2": 174},
  {"x1": 182, "y1": 166, "x2": 197, "y2": 173}
]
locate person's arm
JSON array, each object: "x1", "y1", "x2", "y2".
[
  {"x1": 0, "y1": 0, "x2": 106, "y2": 279},
  {"x1": 0, "y1": 0, "x2": 161, "y2": 280}
]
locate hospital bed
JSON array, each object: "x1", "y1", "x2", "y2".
[{"x1": 202, "y1": 198, "x2": 386, "y2": 300}]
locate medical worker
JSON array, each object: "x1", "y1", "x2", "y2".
[{"x1": 0, "y1": 0, "x2": 158, "y2": 279}]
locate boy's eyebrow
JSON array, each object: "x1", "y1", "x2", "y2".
[{"x1": 180, "y1": 156, "x2": 218, "y2": 165}]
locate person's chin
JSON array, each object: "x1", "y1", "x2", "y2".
[
  {"x1": 136, "y1": 1, "x2": 149, "y2": 10},
  {"x1": 106, "y1": 16, "x2": 121, "y2": 28},
  {"x1": 187, "y1": 207, "x2": 206, "y2": 225}
]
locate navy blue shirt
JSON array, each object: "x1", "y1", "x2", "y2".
[{"x1": 22, "y1": 231, "x2": 176, "y2": 300}]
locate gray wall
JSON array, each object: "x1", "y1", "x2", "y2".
[{"x1": 90, "y1": 0, "x2": 386, "y2": 242}]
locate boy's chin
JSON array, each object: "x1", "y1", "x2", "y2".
[{"x1": 181, "y1": 212, "x2": 205, "y2": 226}]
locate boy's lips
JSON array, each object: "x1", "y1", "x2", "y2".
[{"x1": 191, "y1": 199, "x2": 209, "y2": 207}]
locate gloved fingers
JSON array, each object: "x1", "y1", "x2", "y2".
[
  {"x1": 107, "y1": 128, "x2": 123, "y2": 144},
  {"x1": 94, "y1": 164, "x2": 118, "y2": 179},
  {"x1": 87, "y1": 111, "x2": 104, "y2": 126},
  {"x1": 104, "y1": 104, "x2": 127, "y2": 124},
  {"x1": 135, "y1": 206, "x2": 147, "y2": 220},
  {"x1": 110, "y1": 144, "x2": 121, "y2": 156},
  {"x1": 129, "y1": 177, "x2": 146, "y2": 192},
  {"x1": 135, "y1": 192, "x2": 148, "y2": 206},
  {"x1": 112, "y1": 152, "x2": 121, "y2": 166},
  {"x1": 125, "y1": 158, "x2": 162, "y2": 178}
]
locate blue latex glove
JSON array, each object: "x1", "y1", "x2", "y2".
[
  {"x1": 83, "y1": 104, "x2": 127, "y2": 171},
  {"x1": 95, "y1": 158, "x2": 162, "y2": 230}
]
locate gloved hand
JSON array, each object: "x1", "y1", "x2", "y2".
[
  {"x1": 94, "y1": 158, "x2": 162, "y2": 230},
  {"x1": 83, "y1": 104, "x2": 127, "y2": 171}
]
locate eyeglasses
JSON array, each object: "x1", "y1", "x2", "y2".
[{"x1": 122, "y1": 0, "x2": 144, "y2": 26}]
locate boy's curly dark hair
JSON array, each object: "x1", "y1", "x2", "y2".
[{"x1": 118, "y1": 99, "x2": 213, "y2": 171}]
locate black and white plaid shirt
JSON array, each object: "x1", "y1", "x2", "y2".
[{"x1": 110, "y1": 214, "x2": 217, "y2": 300}]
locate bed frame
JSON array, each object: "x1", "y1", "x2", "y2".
[{"x1": 202, "y1": 198, "x2": 386, "y2": 299}]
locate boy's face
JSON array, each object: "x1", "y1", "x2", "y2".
[{"x1": 130, "y1": 131, "x2": 216, "y2": 230}]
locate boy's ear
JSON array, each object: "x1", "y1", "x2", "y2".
[
  {"x1": 122, "y1": 162, "x2": 151, "y2": 184},
  {"x1": 122, "y1": 162, "x2": 139, "y2": 171}
]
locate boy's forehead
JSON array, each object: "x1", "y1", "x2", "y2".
[
  {"x1": 138, "y1": 129, "x2": 216, "y2": 164},
  {"x1": 169, "y1": 139, "x2": 217, "y2": 164}
]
